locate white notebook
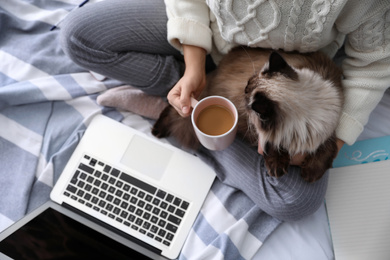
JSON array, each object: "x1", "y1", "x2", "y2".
[{"x1": 325, "y1": 159, "x2": 390, "y2": 260}]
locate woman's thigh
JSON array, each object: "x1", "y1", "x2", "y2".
[
  {"x1": 62, "y1": 0, "x2": 179, "y2": 55},
  {"x1": 60, "y1": 0, "x2": 183, "y2": 95}
]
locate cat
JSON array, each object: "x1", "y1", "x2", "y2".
[{"x1": 152, "y1": 47, "x2": 344, "y2": 182}]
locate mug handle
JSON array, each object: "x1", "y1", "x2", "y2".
[{"x1": 190, "y1": 97, "x2": 198, "y2": 108}]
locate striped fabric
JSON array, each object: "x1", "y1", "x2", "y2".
[{"x1": 0, "y1": 1, "x2": 279, "y2": 258}]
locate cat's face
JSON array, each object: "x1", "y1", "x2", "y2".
[{"x1": 245, "y1": 52, "x2": 342, "y2": 155}]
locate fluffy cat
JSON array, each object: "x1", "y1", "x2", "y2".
[{"x1": 152, "y1": 47, "x2": 344, "y2": 182}]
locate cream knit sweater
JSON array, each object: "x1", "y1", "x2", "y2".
[{"x1": 165, "y1": 0, "x2": 390, "y2": 145}]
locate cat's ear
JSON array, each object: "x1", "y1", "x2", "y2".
[
  {"x1": 251, "y1": 92, "x2": 278, "y2": 130},
  {"x1": 263, "y1": 52, "x2": 298, "y2": 80}
]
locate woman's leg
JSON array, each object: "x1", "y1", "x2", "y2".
[
  {"x1": 197, "y1": 137, "x2": 328, "y2": 222},
  {"x1": 60, "y1": 0, "x2": 183, "y2": 96}
]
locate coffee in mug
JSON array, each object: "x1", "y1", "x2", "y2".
[{"x1": 196, "y1": 105, "x2": 235, "y2": 135}]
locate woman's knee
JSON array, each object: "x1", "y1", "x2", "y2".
[{"x1": 265, "y1": 169, "x2": 329, "y2": 222}]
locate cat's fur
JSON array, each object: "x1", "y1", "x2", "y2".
[{"x1": 152, "y1": 47, "x2": 344, "y2": 182}]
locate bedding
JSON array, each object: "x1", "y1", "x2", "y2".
[{"x1": 1, "y1": 1, "x2": 389, "y2": 259}]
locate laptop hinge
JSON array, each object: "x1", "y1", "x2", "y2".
[{"x1": 62, "y1": 202, "x2": 162, "y2": 256}]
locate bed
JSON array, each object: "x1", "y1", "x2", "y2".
[{"x1": 1, "y1": 1, "x2": 389, "y2": 259}]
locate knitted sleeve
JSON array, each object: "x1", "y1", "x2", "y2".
[
  {"x1": 164, "y1": 0, "x2": 213, "y2": 53},
  {"x1": 336, "y1": 8, "x2": 390, "y2": 145}
]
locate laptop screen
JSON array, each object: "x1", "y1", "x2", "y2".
[{"x1": 0, "y1": 208, "x2": 152, "y2": 260}]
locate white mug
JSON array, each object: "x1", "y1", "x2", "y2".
[{"x1": 191, "y1": 96, "x2": 238, "y2": 151}]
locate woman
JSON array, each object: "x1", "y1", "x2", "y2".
[{"x1": 60, "y1": 0, "x2": 390, "y2": 221}]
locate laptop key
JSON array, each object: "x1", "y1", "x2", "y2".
[
  {"x1": 101, "y1": 174, "x2": 109, "y2": 181},
  {"x1": 167, "y1": 205, "x2": 175, "y2": 213},
  {"x1": 98, "y1": 191, "x2": 106, "y2": 199},
  {"x1": 128, "y1": 214, "x2": 136, "y2": 222},
  {"x1": 120, "y1": 201, "x2": 129, "y2": 209},
  {"x1": 175, "y1": 208, "x2": 185, "y2": 218},
  {"x1": 130, "y1": 187, "x2": 138, "y2": 195},
  {"x1": 119, "y1": 173, "x2": 157, "y2": 195},
  {"x1": 143, "y1": 222, "x2": 151, "y2": 230},
  {"x1": 181, "y1": 201, "x2": 189, "y2": 210},
  {"x1": 166, "y1": 223, "x2": 178, "y2": 234},
  {"x1": 89, "y1": 158, "x2": 97, "y2": 167},
  {"x1": 160, "y1": 211, "x2": 168, "y2": 219},
  {"x1": 150, "y1": 225, "x2": 158, "y2": 234},
  {"x1": 145, "y1": 194, "x2": 153, "y2": 202},
  {"x1": 94, "y1": 170, "x2": 101, "y2": 178},
  {"x1": 106, "y1": 195, "x2": 114, "y2": 202},
  {"x1": 103, "y1": 165, "x2": 111, "y2": 173},
  {"x1": 77, "y1": 190, "x2": 84, "y2": 197},
  {"x1": 160, "y1": 202, "x2": 168, "y2": 209},
  {"x1": 101, "y1": 183, "x2": 108, "y2": 191},
  {"x1": 98, "y1": 200, "x2": 106, "y2": 208},
  {"x1": 105, "y1": 204, "x2": 113, "y2": 212},
  {"x1": 85, "y1": 184, "x2": 92, "y2": 192},
  {"x1": 135, "y1": 209, "x2": 143, "y2": 216},
  {"x1": 86, "y1": 176, "x2": 94, "y2": 183},
  {"x1": 156, "y1": 190, "x2": 166, "y2": 199},
  {"x1": 150, "y1": 216, "x2": 158, "y2": 224},
  {"x1": 131, "y1": 225, "x2": 139, "y2": 231},
  {"x1": 168, "y1": 214, "x2": 182, "y2": 226},
  {"x1": 158, "y1": 229, "x2": 166, "y2": 238},
  {"x1": 84, "y1": 193, "x2": 91, "y2": 201},
  {"x1": 120, "y1": 211, "x2": 128, "y2": 219},
  {"x1": 108, "y1": 177, "x2": 116, "y2": 184},
  {"x1": 173, "y1": 197, "x2": 182, "y2": 206},
  {"x1": 166, "y1": 233, "x2": 174, "y2": 241},
  {"x1": 137, "y1": 191, "x2": 145, "y2": 199},
  {"x1": 79, "y1": 163, "x2": 94, "y2": 174},
  {"x1": 165, "y1": 194, "x2": 174, "y2": 203},
  {"x1": 152, "y1": 198, "x2": 160, "y2": 206},
  {"x1": 77, "y1": 181, "x2": 85, "y2": 189},
  {"x1": 71, "y1": 170, "x2": 80, "y2": 184},
  {"x1": 111, "y1": 168, "x2": 120, "y2": 177},
  {"x1": 66, "y1": 184, "x2": 77, "y2": 194},
  {"x1": 158, "y1": 219, "x2": 166, "y2": 228}
]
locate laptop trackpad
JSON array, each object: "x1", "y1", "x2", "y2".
[{"x1": 120, "y1": 135, "x2": 173, "y2": 181}]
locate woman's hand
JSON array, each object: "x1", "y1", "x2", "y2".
[
  {"x1": 258, "y1": 138, "x2": 345, "y2": 165},
  {"x1": 167, "y1": 45, "x2": 207, "y2": 117}
]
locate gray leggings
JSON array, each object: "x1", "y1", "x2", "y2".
[
  {"x1": 60, "y1": 0, "x2": 183, "y2": 96},
  {"x1": 60, "y1": 0, "x2": 328, "y2": 221}
]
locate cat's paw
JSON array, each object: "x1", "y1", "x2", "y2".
[
  {"x1": 300, "y1": 136, "x2": 338, "y2": 182},
  {"x1": 263, "y1": 144, "x2": 290, "y2": 178},
  {"x1": 152, "y1": 105, "x2": 200, "y2": 150},
  {"x1": 266, "y1": 164, "x2": 288, "y2": 178},
  {"x1": 152, "y1": 106, "x2": 173, "y2": 138}
]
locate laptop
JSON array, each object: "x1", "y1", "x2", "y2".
[{"x1": 0, "y1": 114, "x2": 216, "y2": 259}]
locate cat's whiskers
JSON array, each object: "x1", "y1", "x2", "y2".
[{"x1": 240, "y1": 46, "x2": 256, "y2": 75}]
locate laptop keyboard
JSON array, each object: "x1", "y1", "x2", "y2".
[{"x1": 63, "y1": 154, "x2": 190, "y2": 248}]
